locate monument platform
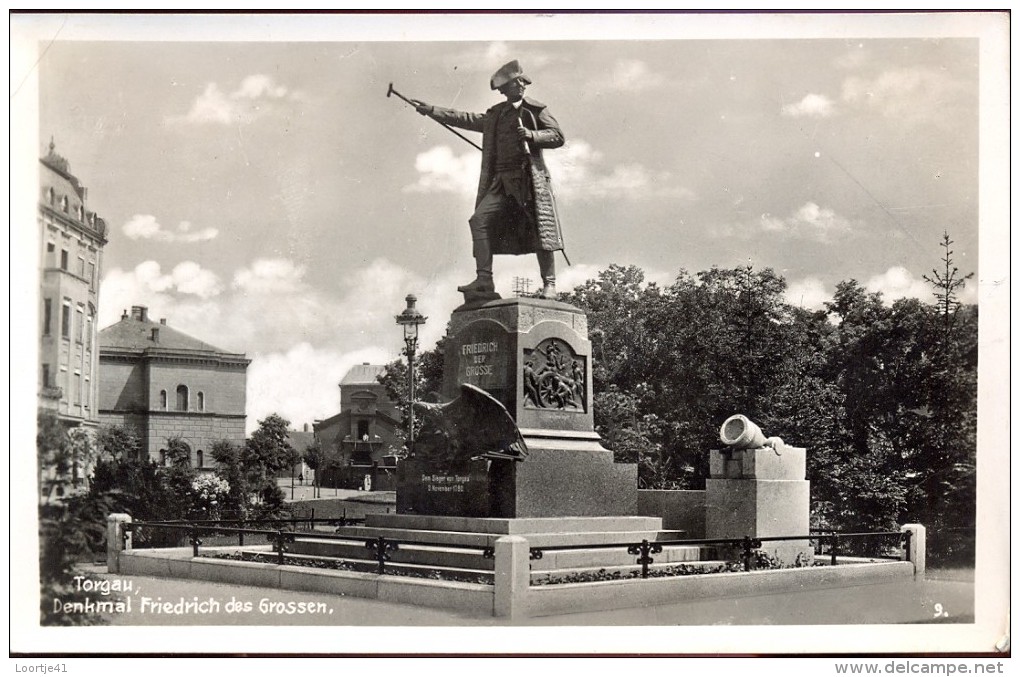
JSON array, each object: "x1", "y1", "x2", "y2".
[{"x1": 287, "y1": 513, "x2": 703, "y2": 581}]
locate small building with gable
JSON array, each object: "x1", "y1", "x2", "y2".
[
  {"x1": 98, "y1": 305, "x2": 250, "y2": 469},
  {"x1": 313, "y1": 363, "x2": 403, "y2": 488}
]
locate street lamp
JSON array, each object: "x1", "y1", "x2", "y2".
[{"x1": 395, "y1": 294, "x2": 427, "y2": 453}]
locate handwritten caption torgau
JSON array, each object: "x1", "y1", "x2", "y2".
[{"x1": 50, "y1": 575, "x2": 334, "y2": 617}]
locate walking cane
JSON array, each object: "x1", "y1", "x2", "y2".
[{"x1": 387, "y1": 82, "x2": 483, "y2": 152}]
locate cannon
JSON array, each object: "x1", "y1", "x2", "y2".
[{"x1": 719, "y1": 414, "x2": 785, "y2": 452}]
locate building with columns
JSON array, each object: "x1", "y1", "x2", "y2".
[
  {"x1": 38, "y1": 140, "x2": 107, "y2": 432},
  {"x1": 98, "y1": 306, "x2": 250, "y2": 470}
]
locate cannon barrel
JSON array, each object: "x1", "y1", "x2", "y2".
[{"x1": 719, "y1": 414, "x2": 767, "y2": 449}]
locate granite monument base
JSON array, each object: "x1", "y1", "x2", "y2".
[
  {"x1": 398, "y1": 434, "x2": 637, "y2": 518},
  {"x1": 704, "y1": 446, "x2": 811, "y2": 565}
]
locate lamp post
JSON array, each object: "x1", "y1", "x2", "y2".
[{"x1": 395, "y1": 294, "x2": 427, "y2": 453}]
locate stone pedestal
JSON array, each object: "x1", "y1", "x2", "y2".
[
  {"x1": 398, "y1": 297, "x2": 636, "y2": 518},
  {"x1": 705, "y1": 446, "x2": 810, "y2": 565}
]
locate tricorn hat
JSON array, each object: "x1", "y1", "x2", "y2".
[{"x1": 490, "y1": 60, "x2": 532, "y2": 90}]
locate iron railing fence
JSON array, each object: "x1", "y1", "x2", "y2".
[
  {"x1": 527, "y1": 531, "x2": 910, "y2": 579},
  {"x1": 121, "y1": 520, "x2": 910, "y2": 581},
  {"x1": 122, "y1": 520, "x2": 490, "y2": 573}
]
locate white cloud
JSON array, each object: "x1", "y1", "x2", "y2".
[
  {"x1": 246, "y1": 343, "x2": 391, "y2": 434},
  {"x1": 549, "y1": 140, "x2": 696, "y2": 201},
  {"x1": 841, "y1": 67, "x2": 962, "y2": 121},
  {"x1": 781, "y1": 93, "x2": 835, "y2": 118},
  {"x1": 122, "y1": 214, "x2": 218, "y2": 243},
  {"x1": 173, "y1": 74, "x2": 295, "y2": 125},
  {"x1": 784, "y1": 277, "x2": 830, "y2": 310},
  {"x1": 100, "y1": 261, "x2": 223, "y2": 326},
  {"x1": 760, "y1": 202, "x2": 852, "y2": 241},
  {"x1": 607, "y1": 59, "x2": 665, "y2": 92},
  {"x1": 233, "y1": 258, "x2": 308, "y2": 294},
  {"x1": 865, "y1": 266, "x2": 931, "y2": 304},
  {"x1": 404, "y1": 139, "x2": 694, "y2": 203},
  {"x1": 403, "y1": 146, "x2": 480, "y2": 196}
]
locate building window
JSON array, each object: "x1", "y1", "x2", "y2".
[
  {"x1": 61, "y1": 300, "x2": 71, "y2": 339},
  {"x1": 43, "y1": 298, "x2": 52, "y2": 335},
  {"x1": 160, "y1": 449, "x2": 167, "y2": 466},
  {"x1": 88, "y1": 262, "x2": 96, "y2": 288},
  {"x1": 196, "y1": 450, "x2": 204, "y2": 468},
  {"x1": 61, "y1": 196, "x2": 68, "y2": 213},
  {"x1": 198, "y1": 392, "x2": 205, "y2": 411},
  {"x1": 42, "y1": 364, "x2": 50, "y2": 387},
  {"x1": 45, "y1": 242, "x2": 55, "y2": 268},
  {"x1": 75, "y1": 305, "x2": 84, "y2": 343},
  {"x1": 84, "y1": 376, "x2": 90, "y2": 408},
  {"x1": 73, "y1": 372, "x2": 81, "y2": 406},
  {"x1": 176, "y1": 385, "x2": 189, "y2": 411},
  {"x1": 60, "y1": 249, "x2": 69, "y2": 270},
  {"x1": 357, "y1": 420, "x2": 370, "y2": 440},
  {"x1": 160, "y1": 390, "x2": 167, "y2": 410},
  {"x1": 48, "y1": 187, "x2": 55, "y2": 205},
  {"x1": 78, "y1": 257, "x2": 86, "y2": 277},
  {"x1": 85, "y1": 316, "x2": 93, "y2": 350}
]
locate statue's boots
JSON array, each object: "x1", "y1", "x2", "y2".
[
  {"x1": 458, "y1": 239, "x2": 495, "y2": 293},
  {"x1": 537, "y1": 250, "x2": 556, "y2": 299}
]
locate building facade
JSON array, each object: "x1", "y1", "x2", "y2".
[
  {"x1": 313, "y1": 363, "x2": 403, "y2": 488},
  {"x1": 98, "y1": 305, "x2": 250, "y2": 469},
  {"x1": 38, "y1": 141, "x2": 107, "y2": 430}
]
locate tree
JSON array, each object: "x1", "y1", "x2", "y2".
[
  {"x1": 96, "y1": 425, "x2": 142, "y2": 462},
  {"x1": 377, "y1": 340, "x2": 445, "y2": 452},
  {"x1": 243, "y1": 414, "x2": 300, "y2": 517},
  {"x1": 211, "y1": 439, "x2": 249, "y2": 517},
  {"x1": 302, "y1": 439, "x2": 333, "y2": 499}
]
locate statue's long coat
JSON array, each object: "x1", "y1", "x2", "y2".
[{"x1": 429, "y1": 98, "x2": 565, "y2": 255}]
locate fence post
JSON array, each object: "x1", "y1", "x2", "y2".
[
  {"x1": 900, "y1": 524, "x2": 926, "y2": 576},
  {"x1": 494, "y1": 535, "x2": 530, "y2": 619},
  {"x1": 106, "y1": 513, "x2": 132, "y2": 574}
]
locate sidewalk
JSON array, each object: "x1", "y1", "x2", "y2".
[{"x1": 80, "y1": 564, "x2": 973, "y2": 627}]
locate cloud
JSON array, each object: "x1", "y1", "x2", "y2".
[
  {"x1": 402, "y1": 146, "x2": 480, "y2": 196},
  {"x1": 784, "y1": 277, "x2": 830, "y2": 310},
  {"x1": 246, "y1": 343, "x2": 391, "y2": 434},
  {"x1": 760, "y1": 202, "x2": 853, "y2": 241},
  {"x1": 233, "y1": 258, "x2": 308, "y2": 294},
  {"x1": 781, "y1": 93, "x2": 835, "y2": 118},
  {"x1": 172, "y1": 74, "x2": 295, "y2": 125},
  {"x1": 841, "y1": 67, "x2": 963, "y2": 121},
  {"x1": 404, "y1": 139, "x2": 693, "y2": 203},
  {"x1": 122, "y1": 214, "x2": 218, "y2": 243},
  {"x1": 865, "y1": 266, "x2": 931, "y2": 304},
  {"x1": 548, "y1": 140, "x2": 696, "y2": 201},
  {"x1": 607, "y1": 59, "x2": 665, "y2": 92},
  {"x1": 99, "y1": 260, "x2": 223, "y2": 327}
]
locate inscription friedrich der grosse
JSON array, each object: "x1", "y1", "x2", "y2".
[{"x1": 461, "y1": 341, "x2": 500, "y2": 377}]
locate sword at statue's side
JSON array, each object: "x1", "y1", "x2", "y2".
[{"x1": 387, "y1": 82, "x2": 483, "y2": 152}]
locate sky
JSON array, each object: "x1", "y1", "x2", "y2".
[{"x1": 21, "y1": 13, "x2": 997, "y2": 434}]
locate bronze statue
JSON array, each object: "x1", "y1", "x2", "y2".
[
  {"x1": 410, "y1": 60, "x2": 567, "y2": 300},
  {"x1": 412, "y1": 383, "x2": 529, "y2": 469}
]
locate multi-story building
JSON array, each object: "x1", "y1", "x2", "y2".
[
  {"x1": 98, "y1": 305, "x2": 250, "y2": 470},
  {"x1": 313, "y1": 363, "x2": 403, "y2": 489},
  {"x1": 38, "y1": 140, "x2": 107, "y2": 430}
]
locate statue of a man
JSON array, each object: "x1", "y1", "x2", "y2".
[{"x1": 412, "y1": 60, "x2": 566, "y2": 299}]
